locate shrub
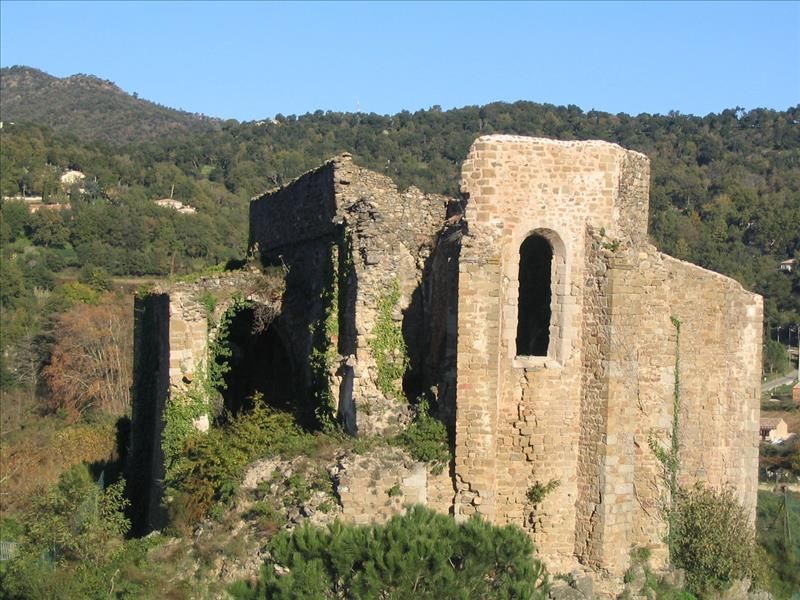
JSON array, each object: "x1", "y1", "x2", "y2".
[
  {"x1": 233, "y1": 505, "x2": 548, "y2": 600},
  {"x1": 393, "y1": 399, "x2": 450, "y2": 472},
  {"x1": 671, "y1": 485, "x2": 764, "y2": 595},
  {"x1": 0, "y1": 465, "x2": 142, "y2": 599},
  {"x1": 756, "y1": 490, "x2": 800, "y2": 598},
  {"x1": 166, "y1": 396, "x2": 312, "y2": 530}
]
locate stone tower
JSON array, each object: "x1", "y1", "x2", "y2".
[{"x1": 453, "y1": 136, "x2": 762, "y2": 574}]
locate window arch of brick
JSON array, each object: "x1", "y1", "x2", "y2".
[{"x1": 515, "y1": 229, "x2": 566, "y2": 361}]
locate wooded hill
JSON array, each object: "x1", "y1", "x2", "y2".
[
  {"x1": 1, "y1": 67, "x2": 798, "y2": 331},
  {"x1": 0, "y1": 66, "x2": 221, "y2": 144}
]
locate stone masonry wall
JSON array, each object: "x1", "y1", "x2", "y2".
[
  {"x1": 456, "y1": 136, "x2": 639, "y2": 573},
  {"x1": 129, "y1": 272, "x2": 284, "y2": 532},
  {"x1": 132, "y1": 137, "x2": 761, "y2": 580},
  {"x1": 455, "y1": 135, "x2": 762, "y2": 576},
  {"x1": 331, "y1": 156, "x2": 449, "y2": 434},
  {"x1": 250, "y1": 155, "x2": 449, "y2": 435}
]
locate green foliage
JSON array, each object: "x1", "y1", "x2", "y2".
[
  {"x1": 526, "y1": 479, "x2": 560, "y2": 505},
  {"x1": 244, "y1": 500, "x2": 284, "y2": 535},
  {"x1": 198, "y1": 291, "x2": 217, "y2": 316},
  {"x1": 621, "y1": 546, "x2": 698, "y2": 600},
  {"x1": 235, "y1": 505, "x2": 548, "y2": 600},
  {"x1": 77, "y1": 264, "x2": 112, "y2": 291},
  {"x1": 166, "y1": 394, "x2": 310, "y2": 530},
  {"x1": 0, "y1": 464, "x2": 140, "y2": 599},
  {"x1": 370, "y1": 279, "x2": 408, "y2": 402},
  {"x1": 59, "y1": 281, "x2": 101, "y2": 305},
  {"x1": 160, "y1": 367, "x2": 213, "y2": 474},
  {"x1": 308, "y1": 242, "x2": 341, "y2": 430},
  {"x1": 161, "y1": 295, "x2": 249, "y2": 478},
  {"x1": 393, "y1": 399, "x2": 450, "y2": 472},
  {"x1": 764, "y1": 339, "x2": 791, "y2": 375},
  {"x1": 671, "y1": 485, "x2": 765, "y2": 596},
  {"x1": 757, "y1": 490, "x2": 800, "y2": 598}
]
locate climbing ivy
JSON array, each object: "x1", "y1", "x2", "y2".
[
  {"x1": 308, "y1": 245, "x2": 341, "y2": 430},
  {"x1": 648, "y1": 316, "x2": 682, "y2": 561},
  {"x1": 161, "y1": 295, "x2": 251, "y2": 480},
  {"x1": 369, "y1": 279, "x2": 409, "y2": 402}
]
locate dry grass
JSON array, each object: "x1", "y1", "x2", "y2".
[{"x1": 0, "y1": 415, "x2": 117, "y2": 517}]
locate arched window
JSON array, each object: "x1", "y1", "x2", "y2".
[{"x1": 516, "y1": 234, "x2": 553, "y2": 356}]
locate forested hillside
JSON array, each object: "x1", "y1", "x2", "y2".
[
  {"x1": 0, "y1": 66, "x2": 221, "y2": 144},
  {"x1": 1, "y1": 74, "x2": 799, "y2": 421}
]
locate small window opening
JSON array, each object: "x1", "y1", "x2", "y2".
[{"x1": 516, "y1": 234, "x2": 553, "y2": 356}]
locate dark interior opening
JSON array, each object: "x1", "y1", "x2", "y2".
[
  {"x1": 516, "y1": 234, "x2": 553, "y2": 356},
  {"x1": 218, "y1": 308, "x2": 293, "y2": 418}
]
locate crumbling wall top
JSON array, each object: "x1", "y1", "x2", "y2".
[
  {"x1": 467, "y1": 134, "x2": 647, "y2": 160},
  {"x1": 461, "y1": 135, "x2": 651, "y2": 243}
]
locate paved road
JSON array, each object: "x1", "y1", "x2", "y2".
[{"x1": 762, "y1": 374, "x2": 798, "y2": 392}]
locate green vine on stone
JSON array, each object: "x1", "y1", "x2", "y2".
[
  {"x1": 309, "y1": 237, "x2": 347, "y2": 430},
  {"x1": 162, "y1": 295, "x2": 252, "y2": 481},
  {"x1": 526, "y1": 479, "x2": 561, "y2": 505},
  {"x1": 370, "y1": 279, "x2": 408, "y2": 402},
  {"x1": 648, "y1": 315, "x2": 682, "y2": 561}
]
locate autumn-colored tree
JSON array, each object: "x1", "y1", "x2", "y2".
[{"x1": 43, "y1": 294, "x2": 132, "y2": 418}]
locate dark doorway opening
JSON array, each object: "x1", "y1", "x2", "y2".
[
  {"x1": 516, "y1": 234, "x2": 553, "y2": 356},
  {"x1": 218, "y1": 308, "x2": 294, "y2": 418}
]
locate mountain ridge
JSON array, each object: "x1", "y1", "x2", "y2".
[{"x1": 0, "y1": 65, "x2": 221, "y2": 144}]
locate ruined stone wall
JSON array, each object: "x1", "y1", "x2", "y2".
[
  {"x1": 249, "y1": 163, "x2": 337, "y2": 250},
  {"x1": 331, "y1": 156, "x2": 449, "y2": 434},
  {"x1": 132, "y1": 138, "x2": 762, "y2": 578},
  {"x1": 335, "y1": 447, "x2": 433, "y2": 525},
  {"x1": 661, "y1": 256, "x2": 762, "y2": 512},
  {"x1": 129, "y1": 272, "x2": 284, "y2": 532},
  {"x1": 250, "y1": 155, "x2": 449, "y2": 435},
  {"x1": 249, "y1": 164, "x2": 340, "y2": 424},
  {"x1": 454, "y1": 135, "x2": 762, "y2": 576}
]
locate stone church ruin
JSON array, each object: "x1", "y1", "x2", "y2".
[{"x1": 130, "y1": 135, "x2": 762, "y2": 577}]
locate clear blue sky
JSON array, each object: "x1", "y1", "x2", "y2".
[{"x1": 1, "y1": 1, "x2": 798, "y2": 121}]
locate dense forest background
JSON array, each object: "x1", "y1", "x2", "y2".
[{"x1": 1, "y1": 66, "x2": 799, "y2": 427}]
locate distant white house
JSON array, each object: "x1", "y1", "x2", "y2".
[
  {"x1": 760, "y1": 417, "x2": 789, "y2": 443},
  {"x1": 779, "y1": 258, "x2": 796, "y2": 273},
  {"x1": 153, "y1": 198, "x2": 197, "y2": 214},
  {"x1": 60, "y1": 170, "x2": 86, "y2": 186}
]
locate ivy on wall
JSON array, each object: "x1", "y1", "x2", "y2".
[
  {"x1": 369, "y1": 279, "x2": 409, "y2": 402},
  {"x1": 648, "y1": 316, "x2": 682, "y2": 561},
  {"x1": 161, "y1": 295, "x2": 252, "y2": 482}
]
